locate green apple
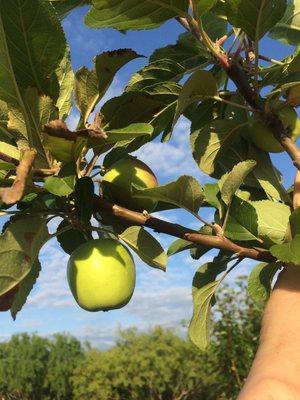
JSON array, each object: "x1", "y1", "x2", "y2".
[
  {"x1": 102, "y1": 156, "x2": 158, "y2": 212},
  {"x1": 251, "y1": 105, "x2": 300, "y2": 153},
  {"x1": 0, "y1": 285, "x2": 19, "y2": 312},
  {"x1": 67, "y1": 238, "x2": 136, "y2": 312},
  {"x1": 43, "y1": 133, "x2": 74, "y2": 163}
]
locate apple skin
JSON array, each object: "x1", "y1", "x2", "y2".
[
  {"x1": 43, "y1": 133, "x2": 74, "y2": 163},
  {"x1": 0, "y1": 285, "x2": 19, "y2": 312},
  {"x1": 102, "y1": 156, "x2": 158, "y2": 212},
  {"x1": 251, "y1": 106, "x2": 300, "y2": 153},
  {"x1": 67, "y1": 239, "x2": 136, "y2": 312}
]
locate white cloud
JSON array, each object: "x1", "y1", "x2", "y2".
[{"x1": 134, "y1": 117, "x2": 210, "y2": 185}]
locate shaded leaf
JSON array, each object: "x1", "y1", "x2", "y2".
[
  {"x1": 133, "y1": 175, "x2": 204, "y2": 214},
  {"x1": 44, "y1": 163, "x2": 76, "y2": 196},
  {"x1": 270, "y1": 235, "x2": 300, "y2": 265},
  {"x1": 119, "y1": 226, "x2": 167, "y2": 270},
  {"x1": 248, "y1": 262, "x2": 279, "y2": 303},
  {"x1": 85, "y1": 0, "x2": 189, "y2": 30},
  {"x1": 10, "y1": 259, "x2": 41, "y2": 319},
  {"x1": 220, "y1": 160, "x2": 257, "y2": 206},
  {"x1": 226, "y1": 0, "x2": 287, "y2": 40}
]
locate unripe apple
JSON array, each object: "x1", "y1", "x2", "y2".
[
  {"x1": 67, "y1": 239, "x2": 136, "y2": 312},
  {"x1": 0, "y1": 285, "x2": 19, "y2": 312},
  {"x1": 43, "y1": 133, "x2": 74, "y2": 163},
  {"x1": 102, "y1": 156, "x2": 158, "y2": 212},
  {"x1": 251, "y1": 105, "x2": 300, "y2": 153}
]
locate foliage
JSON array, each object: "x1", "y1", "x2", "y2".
[
  {"x1": 0, "y1": 282, "x2": 262, "y2": 400},
  {"x1": 0, "y1": 0, "x2": 298, "y2": 351}
]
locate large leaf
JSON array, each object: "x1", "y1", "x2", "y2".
[
  {"x1": 53, "y1": 46, "x2": 74, "y2": 119},
  {"x1": 189, "y1": 254, "x2": 230, "y2": 349},
  {"x1": 75, "y1": 177, "x2": 94, "y2": 223},
  {"x1": 248, "y1": 262, "x2": 279, "y2": 303},
  {"x1": 0, "y1": 0, "x2": 66, "y2": 104},
  {"x1": 132, "y1": 175, "x2": 204, "y2": 215},
  {"x1": 95, "y1": 49, "x2": 141, "y2": 99},
  {"x1": 190, "y1": 119, "x2": 246, "y2": 176},
  {"x1": 10, "y1": 258, "x2": 41, "y2": 319},
  {"x1": 8, "y1": 88, "x2": 58, "y2": 167},
  {"x1": 150, "y1": 33, "x2": 210, "y2": 70},
  {"x1": 229, "y1": 197, "x2": 291, "y2": 245},
  {"x1": 51, "y1": 0, "x2": 91, "y2": 18},
  {"x1": 57, "y1": 220, "x2": 89, "y2": 255},
  {"x1": 75, "y1": 49, "x2": 141, "y2": 127},
  {"x1": 0, "y1": 217, "x2": 49, "y2": 296},
  {"x1": 74, "y1": 67, "x2": 99, "y2": 126},
  {"x1": 85, "y1": 0, "x2": 189, "y2": 30},
  {"x1": 174, "y1": 70, "x2": 218, "y2": 125},
  {"x1": 44, "y1": 163, "x2": 76, "y2": 196},
  {"x1": 269, "y1": 0, "x2": 300, "y2": 45},
  {"x1": 226, "y1": 0, "x2": 287, "y2": 40},
  {"x1": 270, "y1": 235, "x2": 300, "y2": 265},
  {"x1": 126, "y1": 59, "x2": 185, "y2": 92},
  {"x1": 219, "y1": 160, "x2": 257, "y2": 206},
  {"x1": 119, "y1": 226, "x2": 167, "y2": 270}
]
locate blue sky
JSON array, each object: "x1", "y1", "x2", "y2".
[{"x1": 0, "y1": 7, "x2": 297, "y2": 347}]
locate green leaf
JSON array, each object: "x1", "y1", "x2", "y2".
[
  {"x1": 190, "y1": 119, "x2": 246, "y2": 176},
  {"x1": 74, "y1": 67, "x2": 100, "y2": 126},
  {"x1": 126, "y1": 59, "x2": 185, "y2": 92},
  {"x1": 53, "y1": 46, "x2": 74, "y2": 119},
  {"x1": 269, "y1": 0, "x2": 300, "y2": 45},
  {"x1": 10, "y1": 258, "x2": 41, "y2": 320},
  {"x1": 95, "y1": 49, "x2": 141, "y2": 99},
  {"x1": 150, "y1": 32, "x2": 210, "y2": 70},
  {"x1": 225, "y1": 214, "x2": 260, "y2": 242},
  {"x1": 226, "y1": 0, "x2": 287, "y2": 40},
  {"x1": 85, "y1": 0, "x2": 189, "y2": 30},
  {"x1": 168, "y1": 238, "x2": 196, "y2": 256},
  {"x1": 270, "y1": 235, "x2": 300, "y2": 265},
  {"x1": 290, "y1": 208, "x2": 300, "y2": 237},
  {"x1": 0, "y1": 217, "x2": 49, "y2": 296},
  {"x1": 229, "y1": 197, "x2": 291, "y2": 245},
  {"x1": 0, "y1": 0, "x2": 66, "y2": 105},
  {"x1": 220, "y1": 160, "x2": 257, "y2": 206},
  {"x1": 174, "y1": 70, "x2": 217, "y2": 125},
  {"x1": 105, "y1": 123, "x2": 154, "y2": 143},
  {"x1": 75, "y1": 177, "x2": 94, "y2": 223},
  {"x1": 101, "y1": 92, "x2": 163, "y2": 130},
  {"x1": 189, "y1": 256, "x2": 229, "y2": 349},
  {"x1": 248, "y1": 262, "x2": 279, "y2": 303},
  {"x1": 197, "y1": 0, "x2": 217, "y2": 15},
  {"x1": 57, "y1": 220, "x2": 89, "y2": 255},
  {"x1": 8, "y1": 88, "x2": 58, "y2": 168},
  {"x1": 51, "y1": 0, "x2": 91, "y2": 18},
  {"x1": 248, "y1": 144, "x2": 291, "y2": 203},
  {"x1": 119, "y1": 226, "x2": 167, "y2": 270},
  {"x1": 44, "y1": 163, "x2": 76, "y2": 197},
  {"x1": 133, "y1": 175, "x2": 204, "y2": 215}
]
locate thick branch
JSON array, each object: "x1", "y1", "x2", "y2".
[{"x1": 93, "y1": 196, "x2": 276, "y2": 263}]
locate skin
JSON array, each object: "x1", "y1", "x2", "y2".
[
  {"x1": 102, "y1": 156, "x2": 158, "y2": 212},
  {"x1": 67, "y1": 238, "x2": 136, "y2": 312},
  {"x1": 239, "y1": 172, "x2": 300, "y2": 399},
  {"x1": 251, "y1": 106, "x2": 300, "y2": 153}
]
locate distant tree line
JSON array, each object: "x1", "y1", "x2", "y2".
[{"x1": 0, "y1": 280, "x2": 262, "y2": 400}]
